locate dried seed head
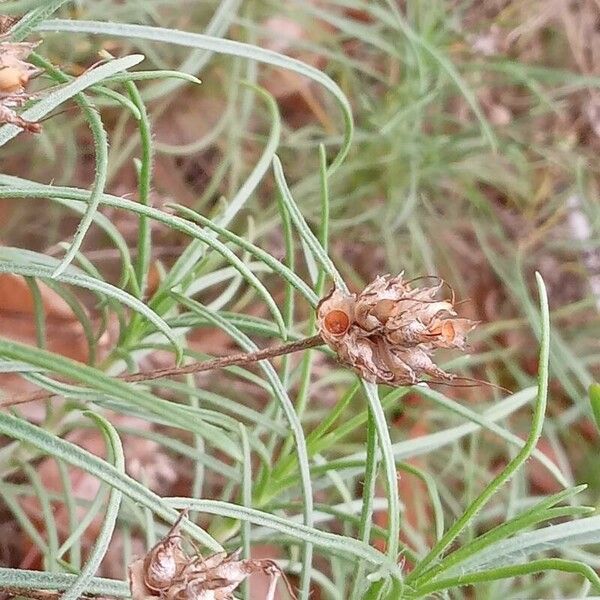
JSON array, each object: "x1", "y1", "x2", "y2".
[
  {"x1": 317, "y1": 273, "x2": 477, "y2": 386},
  {"x1": 129, "y1": 517, "x2": 292, "y2": 600},
  {"x1": 0, "y1": 41, "x2": 40, "y2": 91}
]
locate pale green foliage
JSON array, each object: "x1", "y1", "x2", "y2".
[{"x1": 0, "y1": 2, "x2": 598, "y2": 599}]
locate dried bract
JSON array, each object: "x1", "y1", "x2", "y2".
[
  {"x1": 317, "y1": 273, "x2": 477, "y2": 385},
  {"x1": 171, "y1": 550, "x2": 288, "y2": 600},
  {"x1": 143, "y1": 510, "x2": 189, "y2": 591}
]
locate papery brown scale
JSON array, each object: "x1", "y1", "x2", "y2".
[
  {"x1": 186, "y1": 551, "x2": 228, "y2": 576},
  {"x1": 440, "y1": 321, "x2": 456, "y2": 344},
  {"x1": 0, "y1": 39, "x2": 42, "y2": 133},
  {"x1": 370, "y1": 299, "x2": 396, "y2": 323},
  {"x1": 316, "y1": 289, "x2": 356, "y2": 341},
  {"x1": 143, "y1": 513, "x2": 189, "y2": 592},
  {"x1": 376, "y1": 339, "x2": 415, "y2": 384},
  {"x1": 144, "y1": 538, "x2": 187, "y2": 591},
  {"x1": 428, "y1": 318, "x2": 476, "y2": 348}
]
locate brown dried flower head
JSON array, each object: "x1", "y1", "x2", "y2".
[
  {"x1": 317, "y1": 273, "x2": 477, "y2": 386},
  {"x1": 0, "y1": 35, "x2": 42, "y2": 132},
  {"x1": 0, "y1": 42, "x2": 39, "y2": 91},
  {"x1": 129, "y1": 511, "x2": 294, "y2": 600}
]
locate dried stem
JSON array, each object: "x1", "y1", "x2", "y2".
[
  {"x1": 0, "y1": 334, "x2": 325, "y2": 409},
  {"x1": 0, "y1": 590, "x2": 107, "y2": 600}
]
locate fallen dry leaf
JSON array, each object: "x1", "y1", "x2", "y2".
[
  {"x1": 0, "y1": 272, "x2": 92, "y2": 408},
  {"x1": 0, "y1": 272, "x2": 95, "y2": 360},
  {"x1": 260, "y1": 15, "x2": 333, "y2": 132},
  {"x1": 0, "y1": 272, "x2": 78, "y2": 319}
]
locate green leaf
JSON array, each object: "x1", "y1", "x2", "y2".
[
  {"x1": 0, "y1": 568, "x2": 129, "y2": 598},
  {"x1": 61, "y1": 412, "x2": 124, "y2": 600},
  {"x1": 0, "y1": 339, "x2": 240, "y2": 460},
  {"x1": 408, "y1": 272, "x2": 551, "y2": 588},
  {"x1": 453, "y1": 515, "x2": 600, "y2": 573},
  {"x1": 36, "y1": 19, "x2": 353, "y2": 171},
  {"x1": 0, "y1": 409, "x2": 221, "y2": 551},
  {"x1": 0, "y1": 247, "x2": 179, "y2": 357},
  {"x1": 588, "y1": 382, "x2": 600, "y2": 433},
  {"x1": 0, "y1": 55, "x2": 144, "y2": 147},
  {"x1": 273, "y1": 155, "x2": 347, "y2": 293},
  {"x1": 168, "y1": 497, "x2": 400, "y2": 572},
  {"x1": 8, "y1": 0, "x2": 72, "y2": 41},
  {"x1": 415, "y1": 559, "x2": 600, "y2": 596}
]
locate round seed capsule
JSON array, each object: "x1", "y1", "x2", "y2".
[{"x1": 323, "y1": 309, "x2": 350, "y2": 335}]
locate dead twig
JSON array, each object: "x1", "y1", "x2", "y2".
[{"x1": 0, "y1": 335, "x2": 325, "y2": 409}]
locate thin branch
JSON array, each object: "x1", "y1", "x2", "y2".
[
  {"x1": 124, "y1": 334, "x2": 324, "y2": 382},
  {"x1": 0, "y1": 335, "x2": 325, "y2": 409}
]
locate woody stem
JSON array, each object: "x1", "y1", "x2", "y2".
[
  {"x1": 122, "y1": 334, "x2": 324, "y2": 383},
  {"x1": 1, "y1": 334, "x2": 325, "y2": 408}
]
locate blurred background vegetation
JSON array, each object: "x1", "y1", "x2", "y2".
[{"x1": 1, "y1": 1, "x2": 600, "y2": 599}]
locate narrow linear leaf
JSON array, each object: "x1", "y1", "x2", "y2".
[
  {"x1": 408, "y1": 272, "x2": 551, "y2": 585},
  {"x1": 0, "y1": 250, "x2": 178, "y2": 355},
  {"x1": 35, "y1": 20, "x2": 353, "y2": 171},
  {"x1": 0, "y1": 569, "x2": 128, "y2": 598},
  {"x1": 454, "y1": 515, "x2": 600, "y2": 573},
  {"x1": 273, "y1": 155, "x2": 347, "y2": 292},
  {"x1": 588, "y1": 383, "x2": 600, "y2": 433},
  {"x1": 0, "y1": 182, "x2": 295, "y2": 337},
  {"x1": 0, "y1": 339, "x2": 239, "y2": 460},
  {"x1": 0, "y1": 409, "x2": 221, "y2": 551},
  {"x1": 168, "y1": 497, "x2": 400, "y2": 572},
  {"x1": 0, "y1": 55, "x2": 145, "y2": 147},
  {"x1": 8, "y1": 0, "x2": 72, "y2": 41},
  {"x1": 61, "y1": 412, "x2": 124, "y2": 600}
]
